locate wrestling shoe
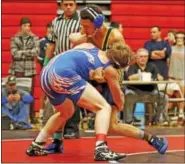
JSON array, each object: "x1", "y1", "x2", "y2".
[
  {"x1": 44, "y1": 139, "x2": 63, "y2": 154},
  {"x1": 26, "y1": 141, "x2": 47, "y2": 156},
  {"x1": 148, "y1": 136, "x2": 168, "y2": 154},
  {"x1": 94, "y1": 142, "x2": 127, "y2": 161}
]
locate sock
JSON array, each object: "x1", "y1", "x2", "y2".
[
  {"x1": 53, "y1": 131, "x2": 63, "y2": 141},
  {"x1": 138, "y1": 130, "x2": 144, "y2": 139},
  {"x1": 142, "y1": 131, "x2": 152, "y2": 142},
  {"x1": 39, "y1": 109, "x2": 44, "y2": 118},
  {"x1": 32, "y1": 141, "x2": 45, "y2": 149},
  {"x1": 95, "y1": 134, "x2": 106, "y2": 146},
  {"x1": 35, "y1": 129, "x2": 50, "y2": 143}
]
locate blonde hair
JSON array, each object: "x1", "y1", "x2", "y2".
[{"x1": 107, "y1": 42, "x2": 133, "y2": 68}]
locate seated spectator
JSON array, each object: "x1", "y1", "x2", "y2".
[
  {"x1": 124, "y1": 48, "x2": 169, "y2": 125},
  {"x1": 2, "y1": 75, "x2": 33, "y2": 130}
]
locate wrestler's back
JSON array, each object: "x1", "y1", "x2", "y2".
[{"x1": 46, "y1": 48, "x2": 104, "y2": 81}]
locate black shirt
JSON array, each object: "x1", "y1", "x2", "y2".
[{"x1": 126, "y1": 62, "x2": 159, "y2": 92}]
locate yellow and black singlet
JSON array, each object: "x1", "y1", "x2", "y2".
[
  {"x1": 101, "y1": 27, "x2": 114, "y2": 51},
  {"x1": 101, "y1": 27, "x2": 125, "y2": 83}
]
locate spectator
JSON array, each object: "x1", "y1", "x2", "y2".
[
  {"x1": 9, "y1": 17, "x2": 40, "y2": 122},
  {"x1": 124, "y1": 48, "x2": 169, "y2": 125},
  {"x1": 168, "y1": 31, "x2": 185, "y2": 125},
  {"x1": 110, "y1": 21, "x2": 123, "y2": 33},
  {"x1": 164, "y1": 29, "x2": 176, "y2": 46},
  {"x1": 2, "y1": 75, "x2": 33, "y2": 130},
  {"x1": 144, "y1": 26, "x2": 171, "y2": 80},
  {"x1": 38, "y1": 22, "x2": 52, "y2": 121},
  {"x1": 38, "y1": 22, "x2": 52, "y2": 66}
]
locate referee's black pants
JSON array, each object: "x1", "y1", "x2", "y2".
[{"x1": 64, "y1": 104, "x2": 81, "y2": 134}]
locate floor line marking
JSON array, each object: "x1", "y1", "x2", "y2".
[{"x1": 127, "y1": 149, "x2": 185, "y2": 156}]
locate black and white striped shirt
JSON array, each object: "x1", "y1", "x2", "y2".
[{"x1": 49, "y1": 11, "x2": 81, "y2": 54}]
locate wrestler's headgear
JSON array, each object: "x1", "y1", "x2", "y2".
[
  {"x1": 81, "y1": 7, "x2": 105, "y2": 29},
  {"x1": 107, "y1": 42, "x2": 133, "y2": 69}
]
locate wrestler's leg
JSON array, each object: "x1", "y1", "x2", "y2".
[
  {"x1": 26, "y1": 98, "x2": 74, "y2": 156},
  {"x1": 108, "y1": 106, "x2": 168, "y2": 154},
  {"x1": 76, "y1": 83, "x2": 126, "y2": 160},
  {"x1": 109, "y1": 106, "x2": 152, "y2": 140},
  {"x1": 77, "y1": 83, "x2": 111, "y2": 137},
  {"x1": 35, "y1": 98, "x2": 74, "y2": 143}
]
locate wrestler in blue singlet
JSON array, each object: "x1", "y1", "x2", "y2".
[{"x1": 41, "y1": 48, "x2": 111, "y2": 106}]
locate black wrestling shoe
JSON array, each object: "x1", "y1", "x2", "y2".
[
  {"x1": 94, "y1": 142, "x2": 127, "y2": 161},
  {"x1": 26, "y1": 141, "x2": 48, "y2": 156}
]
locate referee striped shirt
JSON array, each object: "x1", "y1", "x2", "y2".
[{"x1": 49, "y1": 11, "x2": 81, "y2": 54}]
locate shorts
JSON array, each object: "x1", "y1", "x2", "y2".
[
  {"x1": 158, "y1": 81, "x2": 183, "y2": 95},
  {"x1": 41, "y1": 68, "x2": 87, "y2": 106}
]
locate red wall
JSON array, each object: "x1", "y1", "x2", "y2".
[
  {"x1": 111, "y1": 0, "x2": 185, "y2": 51},
  {"x1": 2, "y1": 0, "x2": 185, "y2": 111},
  {"x1": 2, "y1": 1, "x2": 57, "y2": 111}
]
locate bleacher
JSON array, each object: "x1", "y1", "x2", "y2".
[
  {"x1": 111, "y1": 0, "x2": 185, "y2": 51},
  {"x1": 2, "y1": 0, "x2": 185, "y2": 112}
]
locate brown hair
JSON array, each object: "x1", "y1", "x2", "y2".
[
  {"x1": 46, "y1": 22, "x2": 52, "y2": 28},
  {"x1": 107, "y1": 42, "x2": 133, "y2": 68},
  {"x1": 151, "y1": 25, "x2": 161, "y2": 31},
  {"x1": 176, "y1": 31, "x2": 185, "y2": 37},
  {"x1": 168, "y1": 29, "x2": 176, "y2": 35},
  {"x1": 61, "y1": 0, "x2": 76, "y2": 3},
  {"x1": 175, "y1": 31, "x2": 185, "y2": 44},
  {"x1": 110, "y1": 22, "x2": 121, "y2": 29},
  {"x1": 20, "y1": 17, "x2": 32, "y2": 26}
]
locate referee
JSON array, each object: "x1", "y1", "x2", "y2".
[{"x1": 43, "y1": 0, "x2": 81, "y2": 153}]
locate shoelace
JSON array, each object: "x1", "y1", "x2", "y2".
[
  {"x1": 31, "y1": 145, "x2": 47, "y2": 156},
  {"x1": 96, "y1": 146, "x2": 120, "y2": 156}
]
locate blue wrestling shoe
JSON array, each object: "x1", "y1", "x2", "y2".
[
  {"x1": 44, "y1": 139, "x2": 63, "y2": 154},
  {"x1": 148, "y1": 136, "x2": 168, "y2": 154}
]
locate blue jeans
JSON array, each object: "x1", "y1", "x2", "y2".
[{"x1": 2, "y1": 101, "x2": 30, "y2": 124}]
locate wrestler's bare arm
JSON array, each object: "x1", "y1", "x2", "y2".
[
  {"x1": 69, "y1": 32, "x2": 87, "y2": 45},
  {"x1": 104, "y1": 66, "x2": 124, "y2": 111},
  {"x1": 69, "y1": 26, "x2": 88, "y2": 46}
]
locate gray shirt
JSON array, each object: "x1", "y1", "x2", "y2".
[
  {"x1": 169, "y1": 45, "x2": 185, "y2": 80},
  {"x1": 16, "y1": 36, "x2": 29, "y2": 72}
]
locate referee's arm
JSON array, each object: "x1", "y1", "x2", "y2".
[{"x1": 43, "y1": 42, "x2": 55, "y2": 66}]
